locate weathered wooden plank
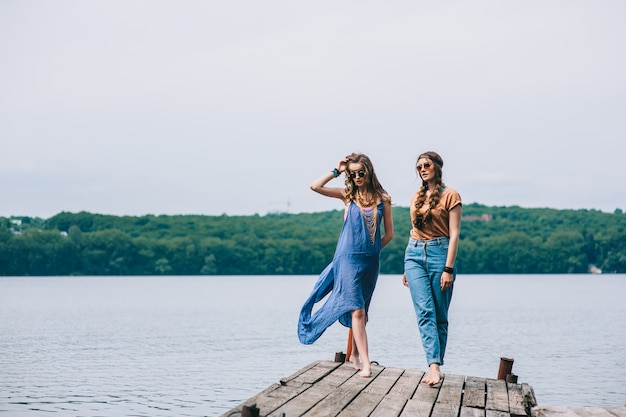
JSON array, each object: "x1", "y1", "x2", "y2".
[
  {"x1": 280, "y1": 360, "x2": 323, "y2": 384},
  {"x1": 412, "y1": 377, "x2": 441, "y2": 403},
  {"x1": 267, "y1": 384, "x2": 333, "y2": 417},
  {"x1": 507, "y1": 381, "x2": 528, "y2": 417},
  {"x1": 237, "y1": 361, "x2": 343, "y2": 416},
  {"x1": 370, "y1": 394, "x2": 409, "y2": 417},
  {"x1": 460, "y1": 405, "x2": 486, "y2": 417},
  {"x1": 402, "y1": 379, "x2": 441, "y2": 416},
  {"x1": 265, "y1": 382, "x2": 312, "y2": 402},
  {"x1": 464, "y1": 376, "x2": 487, "y2": 409},
  {"x1": 289, "y1": 360, "x2": 343, "y2": 385},
  {"x1": 368, "y1": 369, "x2": 424, "y2": 417},
  {"x1": 338, "y1": 367, "x2": 405, "y2": 417},
  {"x1": 310, "y1": 363, "x2": 360, "y2": 387},
  {"x1": 251, "y1": 382, "x2": 316, "y2": 416},
  {"x1": 428, "y1": 374, "x2": 464, "y2": 417},
  {"x1": 337, "y1": 392, "x2": 384, "y2": 417},
  {"x1": 522, "y1": 383, "x2": 538, "y2": 409},
  {"x1": 437, "y1": 374, "x2": 465, "y2": 404},
  {"x1": 387, "y1": 369, "x2": 424, "y2": 399},
  {"x1": 432, "y1": 402, "x2": 461, "y2": 417},
  {"x1": 302, "y1": 366, "x2": 383, "y2": 416},
  {"x1": 362, "y1": 367, "x2": 405, "y2": 395},
  {"x1": 486, "y1": 379, "x2": 509, "y2": 413},
  {"x1": 400, "y1": 399, "x2": 436, "y2": 417},
  {"x1": 268, "y1": 365, "x2": 358, "y2": 417},
  {"x1": 486, "y1": 410, "x2": 510, "y2": 417}
]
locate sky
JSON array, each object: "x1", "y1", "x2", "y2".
[{"x1": 1, "y1": 1, "x2": 625, "y2": 219}]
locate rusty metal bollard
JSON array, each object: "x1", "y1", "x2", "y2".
[{"x1": 497, "y1": 357, "x2": 514, "y2": 380}]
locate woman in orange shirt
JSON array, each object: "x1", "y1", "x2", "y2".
[{"x1": 402, "y1": 151, "x2": 462, "y2": 386}]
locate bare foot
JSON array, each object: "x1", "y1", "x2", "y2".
[
  {"x1": 349, "y1": 354, "x2": 362, "y2": 370},
  {"x1": 427, "y1": 371, "x2": 442, "y2": 386},
  {"x1": 359, "y1": 366, "x2": 371, "y2": 378},
  {"x1": 422, "y1": 364, "x2": 443, "y2": 386}
]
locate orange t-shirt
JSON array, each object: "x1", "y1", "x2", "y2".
[{"x1": 409, "y1": 187, "x2": 462, "y2": 240}]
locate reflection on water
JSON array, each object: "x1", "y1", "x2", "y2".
[{"x1": 1, "y1": 274, "x2": 625, "y2": 417}]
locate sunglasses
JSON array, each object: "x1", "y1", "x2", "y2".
[
  {"x1": 416, "y1": 162, "x2": 433, "y2": 171},
  {"x1": 349, "y1": 170, "x2": 366, "y2": 179}
]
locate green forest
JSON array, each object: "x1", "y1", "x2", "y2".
[{"x1": 1, "y1": 203, "x2": 625, "y2": 276}]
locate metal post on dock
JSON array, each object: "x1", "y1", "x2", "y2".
[
  {"x1": 497, "y1": 356, "x2": 514, "y2": 380},
  {"x1": 506, "y1": 373, "x2": 518, "y2": 383},
  {"x1": 334, "y1": 328, "x2": 354, "y2": 363},
  {"x1": 241, "y1": 403, "x2": 260, "y2": 417}
]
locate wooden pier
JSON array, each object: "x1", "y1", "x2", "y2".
[{"x1": 220, "y1": 360, "x2": 626, "y2": 417}]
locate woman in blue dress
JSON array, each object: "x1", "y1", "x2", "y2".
[{"x1": 298, "y1": 153, "x2": 394, "y2": 378}]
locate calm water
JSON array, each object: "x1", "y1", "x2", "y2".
[{"x1": 1, "y1": 274, "x2": 625, "y2": 417}]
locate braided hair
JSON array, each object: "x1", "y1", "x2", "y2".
[{"x1": 413, "y1": 151, "x2": 445, "y2": 230}]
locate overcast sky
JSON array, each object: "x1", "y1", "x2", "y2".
[{"x1": 2, "y1": 1, "x2": 624, "y2": 219}]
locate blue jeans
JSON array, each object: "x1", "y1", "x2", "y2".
[{"x1": 404, "y1": 237, "x2": 455, "y2": 366}]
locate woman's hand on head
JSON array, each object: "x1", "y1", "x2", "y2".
[{"x1": 337, "y1": 158, "x2": 349, "y2": 173}]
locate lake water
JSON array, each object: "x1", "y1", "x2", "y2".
[{"x1": 1, "y1": 274, "x2": 625, "y2": 417}]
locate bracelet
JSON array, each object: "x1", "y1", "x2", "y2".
[
  {"x1": 443, "y1": 266, "x2": 454, "y2": 274},
  {"x1": 332, "y1": 168, "x2": 340, "y2": 178}
]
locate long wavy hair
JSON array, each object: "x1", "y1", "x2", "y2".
[
  {"x1": 342, "y1": 152, "x2": 390, "y2": 204},
  {"x1": 413, "y1": 151, "x2": 445, "y2": 229}
]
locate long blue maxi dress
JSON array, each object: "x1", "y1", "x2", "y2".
[{"x1": 298, "y1": 200, "x2": 384, "y2": 345}]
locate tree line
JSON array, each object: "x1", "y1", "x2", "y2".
[{"x1": 1, "y1": 203, "x2": 625, "y2": 276}]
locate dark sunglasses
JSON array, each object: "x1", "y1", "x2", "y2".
[
  {"x1": 349, "y1": 170, "x2": 366, "y2": 179},
  {"x1": 416, "y1": 162, "x2": 433, "y2": 171}
]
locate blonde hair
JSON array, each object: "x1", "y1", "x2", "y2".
[{"x1": 342, "y1": 152, "x2": 391, "y2": 205}]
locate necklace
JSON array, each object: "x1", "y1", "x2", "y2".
[
  {"x1": 356, "y1": 190, "x2": 377, "y2": 243},
  {"x1": 357, "y1": 190, "x2": 374, "y2": 208},
  {"x1": 360, "y1": 205, "x2": 378, "y2": 244}
]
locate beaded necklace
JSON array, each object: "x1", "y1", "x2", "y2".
[
  {"x1": 361, "y1": 206, "x2": 377, "y2": 244},
  {"x1": 356, "y1": 190, "x2": 377, "y2": 244},
  {"x1": 357, "y1": 190, "x2": 375, "y2": 208}
]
